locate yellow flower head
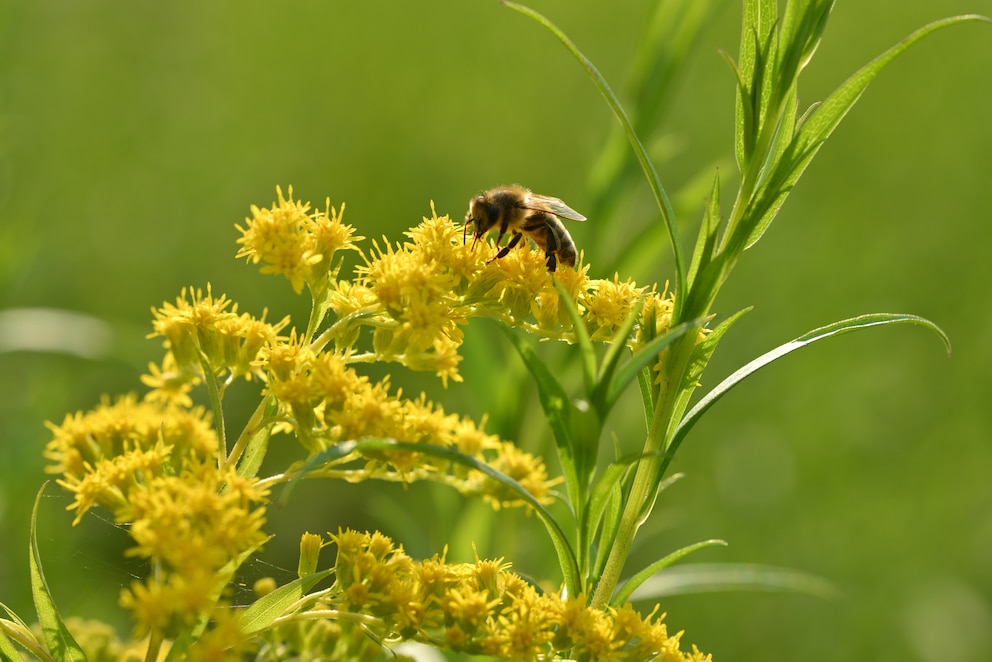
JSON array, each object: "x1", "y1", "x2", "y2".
[
  {"x1": 149, "y1": 285, "x2": 288, "y2": 381},
  {"x1": 236, "y1": 186, "x2": 362, "y2": 295},
  {"x1": 45, "y1": 394, "x2": 217, "y2": 483},
  {"x1": 121, "y1": 460, "x2": 269, "y2": 572},
  {"x1": 583, "y1": 273, "x2": 646, "y2": 341}
]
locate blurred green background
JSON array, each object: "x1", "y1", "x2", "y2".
[{"x1": 1, "y1": 1, "x2": 990, "y2": 660}]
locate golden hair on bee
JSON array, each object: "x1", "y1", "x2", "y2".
[{"x1": 463, "y1": 185, "x2": 586, "y2": 272}]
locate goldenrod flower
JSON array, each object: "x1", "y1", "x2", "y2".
[
  {"x1": 584, "y1": 274, "x2": 646, "y2": 341},
  {"x1": 321, "y1": 529, "x2": 707, "y2": 661},
  {"x1": 36, "y1": 188, "x2": 711, "y2": 659},
  {"x1": 45, "y1": 394, "x2": 217, "y2": 484},
  {"x1": 116, "y1": 462, "x2": 269, "y2": 637},
  {"x1": 236, "y1": 186, "x2": 362, "y2": 295},
  {"x1": 122, "y1": 461, "x2": 269, "y2": 568},
  {"x1": 140, "y1": 353, "x2": 196, "y2": 407},
  {"x1": 149, "y1": 285, "x2": 288, "y2": 381}
]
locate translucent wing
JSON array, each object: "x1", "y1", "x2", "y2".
[{"x1": 521, "y1": 193, "x2": 587, "y2": 222}]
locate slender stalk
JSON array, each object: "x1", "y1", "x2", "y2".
[
  {"x1": 225, "y1": 396, "x2": 271, "y2": 468},
  {"x1": 197, "y1": 352, "x2": 227, "y2": 466},
  {"x1": 143, "y1": 630, "x2": 163, "y2": 662},
  {"x1": 590, "y1": 333, "x2": 696, "y2": 608}
]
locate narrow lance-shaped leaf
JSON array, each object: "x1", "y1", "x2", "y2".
[
  {"x1": 552, "y1": 277, "x2": 596, "y2": 397},
  {"x1": 606, "y1": 319, "x2": 707, "y2": 409},
  {"x1": 795, "y1": 14, "x2": 989, "y2": 160},
  {"x1": 610, "y1": 539, "x2": 728, "y2": 607},
  {"x1": 234, "y1": 397, "x2": 278, "y2": 479},
  {"x1": 498, "y1": 323, "x2": 583, "y2": 509},
  {"x1": 746, "y1": 13, "x2": 992, "y2": 248},
  {"x1": 0, "y1": 604, "x2": 41, "y2": 662},
  {"x1": 593, "y1": 470, "x2": 686, "y2": 590},
  {"x1": 629, "y1": 562, "x2": 840, "y2": 600},
  {"x1": 581, "y1": 456, "x2": 641, "y2": 580},
  {"x1": 0, "y1": 624, "x2": 27, "y2": 661},
  {"x1": 589, "y1": 475, "x2": 624, "y2": 591},
  {"x1": 671, "y1": 313, "x2": 951, "y2": 454},
  {"x1": 29, "y1": 484, "x2": 86, "y2": 662},
  {"x1": 686, "y1": 172, "x2": 721, "y2": 293},
  {"x1": 775, "y1": 0, "x2": 834, "y2": 95},
  {"x1": 238, "y1": 570, "x2": 334, "y2": 635},
  {"x1": 590, "y1": 296, "x2": 645, "y2": 415},
  {"x1": 655, "y1": 308, "x2": 750, "y2": 461},
  {"x1": 736, "y1": 0, "x2": 779, "y2": 170}
]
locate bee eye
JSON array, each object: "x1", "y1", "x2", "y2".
[{"x1": 484, "y1": 203, "x2": 500, "y2": 222}]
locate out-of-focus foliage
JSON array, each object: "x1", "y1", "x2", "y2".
[{"x1": 1, "y1": 2, "x2": 990, "y2": 661}]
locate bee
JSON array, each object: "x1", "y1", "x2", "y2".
[{"x1": 464, "y1": 185, "x2": 586, "y2": 272}]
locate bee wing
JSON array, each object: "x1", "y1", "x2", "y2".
[{"x1": 522, "y1": 194, "x2": 587, "y2": 222}]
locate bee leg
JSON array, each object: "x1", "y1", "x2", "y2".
[
  {"x1": 487, "y1": 232, "x2": 524, "y2": 263},
  {"x1": 493, "y1": 213, "x2": 512, "y2": 248},
  {"x1": 541, "y1": 224, "x2": 559, "y2": 272}
]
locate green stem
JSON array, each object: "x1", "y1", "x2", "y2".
[
  {"x1": 589, "y1": 333, "x2": 695, "y2": 608},
  {"x1": 225, "y1": 396, "x2": 271, "y2": 469},
  {"x1": 309, "y1": 305, "x2": 380, "y2": 353},
  {"x1": 143, "y1": 630, "x2": 163, "y2": 662},
  {"x1": 197, "y1": 352, "x2": 227, "y2": 466}
]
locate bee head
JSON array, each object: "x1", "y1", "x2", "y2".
[{"x1": 464, "y1": 195, "x2": 501, "y2": 245}]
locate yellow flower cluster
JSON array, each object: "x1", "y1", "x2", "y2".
[
  {"x1": 44, "y1": 396, "x2": 269, "y2": 642},
  {"x1": 45, "y1": 394, "x2": 217, "y2": 523},
  {"x1": 148, "y1": 285, "x2": 289, "y2": 389},
  {"x1": 296, "y1": 529, "x2": 711, "y2": 662},
  {"x1": 235, "y1": 186, "x2": 363, "y2": 296},
  {"x1": 255, "y1": 332, "x2": 558, "y2": 506},
  {"x1": 118, "y1": 460, "x2": 269, "y2": 637},
  {"x1": 230, "y1": 189, "x2": 677, "y2": 388},
  {"x1": 34, "y1": 188, "x2": 705, "y2": 659}
]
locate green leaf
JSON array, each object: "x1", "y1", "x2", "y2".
[
  {"x1": 746, "y1": 13, "x2": 992, "y2": 248},
  {"x1": 582, "y1": 458, "x2": 637, "y2": 581},
  {"x1": 497, "y1": 323, "x2": 582, "y2": 508},
  {"x1": 590, "y1": 296, "x2": 645, "y2": 414},
  {"x1": 277, "y1": 440, "x2": 360, "y2": 506},
  {"x1": 0, "y1": 623, "x2": 26, "y2": 662},
  {"x1": 628, "y1": 562, "x2": 840, "y2": 599},
  {"x1": 671, "y1": 313, "x2": 951, "y2": 453},
  {"x1": 589, "y1": 476, "x2": 624, "y2": 589},
  {"x1": 776, "y1": 0, "x2": 833, "y2": 90},
  {"x1": 796, "y1": 14, "x2": 989, "y2": 158},
  {"x1": 735, "y1": 0, "x2": 777, "y2": 170},
  {"x1": 235, "y1": 398, "x2": 277, "y2": 479},
  {"x1": 0, "y1": 605, "x2": 38, "y2": 662},
  {"x1": 607, "y1": 319, "x2": 706, "y2": 410},
  {"x1": 552, "y1": 277, "x2": 596, "y2": 397},
  {"x1": 611, "y1": 539, "x2": 727, "y2": 607},
  {"x1": 685, "y1": 172, "x2": 721, "y2": 294},
  {"x1": 589, "y1": 466, "x2": 685, "y2": 587},
  {"x1": 238, "y1": 570, "x2": 334, "y2": 635},
  {"x1": 355, "y1": 438, "x2": 581, "y2": 598},
  {"x1": 29, "y1": 484, "x2": 86, "y2": 662},
  {"x1": 503, "y1": 0, "x2": 686, "y2": 299},
  {"x1": 635, "y1": 365, "x2": 655, "y2": 431}
]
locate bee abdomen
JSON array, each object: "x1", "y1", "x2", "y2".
[{"x1": 557, "y1": 242, "x2": 577, "y2": 267}]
